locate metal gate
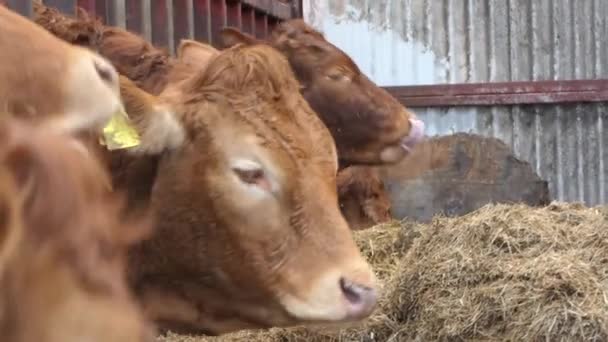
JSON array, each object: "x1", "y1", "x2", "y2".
[{"x1": 1, "y1": 0, "x2": 302, "y2": 52}]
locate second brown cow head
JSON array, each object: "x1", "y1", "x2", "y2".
[
  {"x1": 337, "y1": 166, "x2": 393, "y2": 230},
  {"x1": 116, "y1": 43, "x2": 379, "y2": 335},
  {"x1": 220, "y1": 19, "x2": 425, "y2": 168}
]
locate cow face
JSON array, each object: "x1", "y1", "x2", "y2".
[
  {"x1": 121, "y1": 44, "x2": 378, "y2": 335},
  {"x1": 221, "y1": 19, "x2": 425, "y2": 168},
  {"x1": 337, "y1": 166, "x2": 393, "y2": 230}
]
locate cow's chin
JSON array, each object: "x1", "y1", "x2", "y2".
[{"x1": 149, "y1": 274, "x2": 378, "y2": 336}]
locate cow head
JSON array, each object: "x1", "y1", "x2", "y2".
[
  {"x1": 337, "y1": 166, "x2": 393, "y2": 230},
  {"x1": 220, "y1": 19, "x2": 425, "y2": 167},
  {"x1": 0, "y1": 118, "x2": 154, "y2": 342},
  {"x1": 119, "y1": 43, "x2": 378, "y2": 335},
  {"x1": 0, "y1": 5, "x2": 122, "y2": 134}
]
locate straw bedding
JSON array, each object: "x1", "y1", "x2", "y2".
[{"x1": 159, "y1": 202, "x2": 608, "y2": 341}]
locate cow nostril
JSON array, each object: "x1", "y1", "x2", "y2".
[
  {"x1": 340, "y1": 277, "x2": 362, "y2": 304},
  {"x1": 340, "y1": 277, "x2": 375, "y2": 305},
  {"x1": 93, "y1": 60, "x2": 115, "y2": 84}
]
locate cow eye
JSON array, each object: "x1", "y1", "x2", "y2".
[
  {"x1": 327, "y1": 72, "x2": 348, "y2": 81},
  {"x1": 231, "y1": 159, "x2": 271, "y2": 191},
  {"x1": 234, "y1": 167, "x2": 264, "y2": 185}
]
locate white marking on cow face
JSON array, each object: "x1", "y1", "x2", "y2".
[
  {"x1": 230, "y1": 158, "x2": 278, "y2": 198},
  {"x1": 279, "y1": 262, "x2": 378, "y2": 323}
]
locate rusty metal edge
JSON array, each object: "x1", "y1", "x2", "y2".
[
  {"x1": 385, "y1": 79, "x2": 608, "y2": 107},
  {"x1": 240, "y1": 0, "x2": 290, "y2": 20}
]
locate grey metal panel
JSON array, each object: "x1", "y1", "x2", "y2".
[
  {"x1": 303, "y1": 0, "x2": 608, "y2": 206},
  {"x1": 303, "y1": 0, "x2": 608, "y2": 84},
  {"x1": 412, "y1": 103, "x2": 607, "y2": 206}
]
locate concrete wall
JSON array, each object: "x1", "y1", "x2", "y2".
[{"x1": 303, "y1": 0, "x2": 608, "y2": 205}]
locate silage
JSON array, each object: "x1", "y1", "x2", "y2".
[{"x1": 160, "y1": 203, "x2": 608, "y2": 342}]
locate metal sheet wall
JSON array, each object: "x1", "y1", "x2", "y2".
[
  {"x1": 2, "y1": 0, "x2": 296, "y2": 52},
  {"x1": 303, "y1": 0, "x2": 608, "y2": 85},
  {"x1": 304, "y1": 0, "x2": 608, "y2": 206}
]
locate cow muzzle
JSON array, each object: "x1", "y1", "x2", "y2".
[
  {"x1": 279, "y1": 264, "x2": 379, "y2": 323},
  {"x1": 380, "y1": 117, "x2": 426, "y2": 163}
]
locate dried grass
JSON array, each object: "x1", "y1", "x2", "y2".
[{"x1": 159, "y1": 202, "x2": 608, "y2": 342}]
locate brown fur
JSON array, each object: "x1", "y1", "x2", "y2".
[
  {"x1": 221, "y1": 20, "x2": 419, "y2": 230},
  {"x1": 0, "y1": 118, "x2": 154, "y2": 342},
  {"x1": 337, "y1": 166, "x2": 392, "y2": 231},
  {"x1": 221, "y1": 19, "x2": 421, "y2": 167},
  {"x1": 15, "y1": 11, "x2": 380, "y2": 334},
  {"x1": 33, "y1": 1, "x2": 172, "y2": 95},
  {"x1": 0, "y1": 4, "x2": 122, "y2": 134},
  {"x1": 116, "y1": 43, "x2": 378, "y2": 335},
  {"x1": 30, "y1": 2, "x2": 399, "y2": 233}
]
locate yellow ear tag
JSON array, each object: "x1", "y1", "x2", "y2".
[{"x1": 100, "y1": 108, "x2": 141, "y2": 150}]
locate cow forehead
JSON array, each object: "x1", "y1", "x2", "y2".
[
  {"x1": 178, "y1": 43, "x2": 336, "y2": 169},
  {"x1": 204, "y1": 99, "x2": 334, "y2": 170}
]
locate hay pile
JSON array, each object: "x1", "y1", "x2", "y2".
[{"x1": 160, "y1": 202, "x2": 608, "y2": 341}]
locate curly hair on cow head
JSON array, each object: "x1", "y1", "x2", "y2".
[
  {"x1": 33, "y1": 1, "x2": 172, "y2": 95},
  {"x1": 33, "y1": 0, "x2": 104, "y2": 50},
  {"x1": 185, "y1": 44, "x2": 301, "y2": 103}
]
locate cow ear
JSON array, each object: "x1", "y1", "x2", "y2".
[
  {"x1": 118, "y1": 75, "x2": 186, "y2": 155},
  {"x1": 220, "y1": 27, "x2": 260, "y2": 48},
  {"x1": 336, "y1": 167, "x2": 356, "y2": 197},
  {"x1": 176, "y1": 39, "x2": 219, "y2": 68},
  {"x1": 0, "y1": 175, "x2": 22, "y2": 268},
  {"x1": 0, "y1": 131, "x2": 37, "y2": 264}
]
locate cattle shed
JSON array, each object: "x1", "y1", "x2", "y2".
[
  {"x1": 304, "y1": 0, "x2": 608, "y2": 207},
  {"x1": 4, "y1": 0, "x2": 607, "y2": 207}
]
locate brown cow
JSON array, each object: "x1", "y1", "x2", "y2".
[
  {"x1": 30, "y1": 4, "x2": 411, "y2": 231},
  {"x1": 117, "y1": 43, "x2": 378, "y2": 335},
  {"x1": 220, "y1": 20, "x2": 425, "y2": 167},
  {"x1": 32, "y1": 2, "x2": 424, "y2": 167},
  {"x1": 175, "y1": 36, "x2": 399, "y2": 231},
  {"x1": 337, "y1": 166, "x2": 393, "y2": 230},
  {"x1": 0, "y1": 118, "x2": 154, "y2": 342},
  {"x1": 8, "y1": 24, "x2": 378, "y2": 334},
  {"x1": 0, "y1": 4, "x2": 122, "y2": 134}
]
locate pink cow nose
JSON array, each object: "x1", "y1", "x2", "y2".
[
  {"x1": 340, "y1": 277, "x2": 378, "y2": 319},
  {"x1": 401, "y1": 118, "x2": 425, "y2": 151}
]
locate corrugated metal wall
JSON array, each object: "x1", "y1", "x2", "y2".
[{"x1": 304, "y1": 0, "x2": 608, "y2": 206}]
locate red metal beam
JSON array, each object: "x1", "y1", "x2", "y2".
[
  {"x1": 254, "y1": 11, "x2": 267, "y2": 39},
  {"x1": 209, "y1": 0, "x2": 226, "y2": 47},
  {"x1": 241, "y1": 0, "x2": 290, "y2": 20},
  {"x1": 193, "y1": 0, "x2": 211, "y2": 44},
  {"x1": 241, "y1": 4, "x2": 254, "y2": 35},
  {"x1": 267, "y1": 16, "x2": 278, "y2": 33},
  {"x1": 173, "y1": 0, "x2": 191, "y2": 44},
  {"x1": 150, "y1": 0, "x2": 169, "y2": 48},
  {"x1": 94, "y1": 0, "x2": 106, "y2": 21},
  {"x1": 76, "y1": 0, "x2": 96, "y2": 16},
  {"x1": 226, "y1": 0, "x2": 241, "y2": 30},
  {"x1": 125, "y1": 0, "x2": 144, "y2": 34},
  {"x1": 385, "y1": 79, "x2": 608, "y2": 107}
]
